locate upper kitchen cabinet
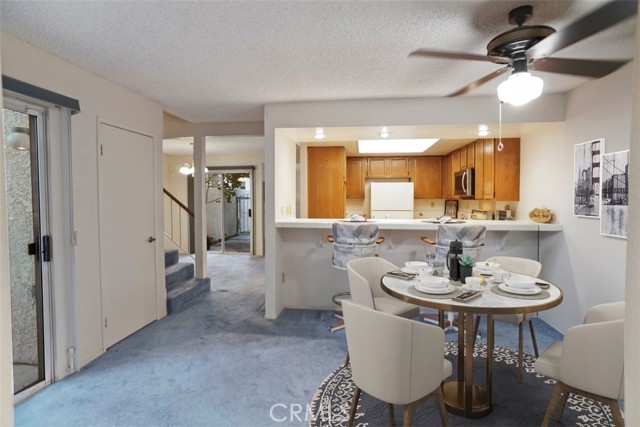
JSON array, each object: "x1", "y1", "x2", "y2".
[
  {"x1": 307, "y1": 146, "x2": 346, "y2": 218},
  {"x1": 412, "y1": 157, "x2": 443, "y2": 199},
  {"x1": 346, "y1": 157, "x2": 366, "y2": 199},
  {"x1": 494, "y1": 138, "x2": 520, "y2": 201},
  {"x1": 442, "y1": 154, "x2": 453, "y2": 199},
  {"x1": 473, "y1": 138, "x2": 520, "y2": 201},
  {"x1": 367, "y1": 157, "x2": 411, "y2": 178}
]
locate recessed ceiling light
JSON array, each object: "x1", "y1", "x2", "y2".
[
  {"x1": 358, "y1": 139, "x2": 439, "y2": 154},
  {"x1": 476, "y1": 125, "x2": 492, "y2": 137},
  {"x1": 314, "y1": 128, "x2": 326, "y2": 140}
]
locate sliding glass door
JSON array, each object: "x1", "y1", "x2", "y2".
[
  {"x1": 2, "y1": 103, "x2": 52, "y2": 395},
  {"x1": 205, "y1": 169, "x2": 253, "y2": 254}
]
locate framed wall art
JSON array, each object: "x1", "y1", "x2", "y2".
[
  {"x1": 573, "y1": 139, "x2": 604, "y2": 218},
  {"x1": 600, "y1": 150, "x2": 629, "y2": 238},
  {"x1": 444, "y1": 199, "x2": 458, "y2": 218}
]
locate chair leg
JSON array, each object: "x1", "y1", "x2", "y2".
[
  {"x1": 402, "y1": 402, "x2": 414, "y2": 427},
  {"x1": 555, "y1": 391, "x2": 569, "y2": 422},
  {"x1": 518, "y1": 321, "x2": 524, "y2": 384},
  {"x1": 387, "y1": 403, "x2": 396, "y2": 426},
  {"x1": 528, "y1": 319, "x2": 539, "y2": 357},
  {"x1": 542, "y1": 382, "x2": 565, "y2": 427},
  {"x1": 436, "y1": 386, "x2": 449, "y2": 427},
  {"x1": 347, "y1": 386, "x2": 361, "y2": 427}
]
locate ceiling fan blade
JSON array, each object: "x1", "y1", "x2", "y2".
[
  {"x1": 447, "y1": 67, "x2": 510, "y2": 97},
  {"x1": 409, "y1": 49, "x2": 510, "y2": 65},
  {"x1": 527, "y1": 0, "x2": 638, "y2": 60},
  {"x1": 530, "y1": 57, "x2": 629, "y2": 78}
]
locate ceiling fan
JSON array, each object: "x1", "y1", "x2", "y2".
[{"x1": 410, "y1": 1, "x2": 638, "y2": 105}]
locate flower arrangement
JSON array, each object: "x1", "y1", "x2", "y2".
[{"x1": 459, "y1": 255, "x2": 474, "y2": 267}]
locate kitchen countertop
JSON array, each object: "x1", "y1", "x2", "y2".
[{"x1": 275, "y1": 218, "x2": 562, "y2": 231}]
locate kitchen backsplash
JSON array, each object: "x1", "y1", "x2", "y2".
[{"x1": 346, "y1": 199, "x2": 519, "y2": 220}]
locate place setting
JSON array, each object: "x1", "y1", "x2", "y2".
[
  {"x1": 489, "y1": 273, "x2": 551, "y2": 300},
  {"x1": 393, "y1": 261, "x2": 463, "y2": 299}
]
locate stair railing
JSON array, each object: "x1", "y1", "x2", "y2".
[{"x1": 163, "y1": 188, "x2": 193, "y2": 257}]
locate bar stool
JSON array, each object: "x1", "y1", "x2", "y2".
[{"x1": 328, "y1": 221, "x2": 384, "y2": 332}]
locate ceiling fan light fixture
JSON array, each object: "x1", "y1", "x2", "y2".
[{"x1": 497, "y1": 71, "x2": 544, "y2": 106}]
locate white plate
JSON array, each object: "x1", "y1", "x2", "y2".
[
  {"x1": 499, "y1": 283, "x2": 542, "y2": 295},
  {"x1": 401, "y1": 267, "x2": 420, "y2": 274},
  {"x1": 415, "y1": 283, "x2": 455, "y2": 294}
]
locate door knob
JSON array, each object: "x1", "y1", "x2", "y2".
[{"x1": 148, "y1": 236, "x2": 156, "y2": 243}]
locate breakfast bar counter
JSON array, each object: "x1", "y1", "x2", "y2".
[
  {"x1": 273, "y1": 219, "x2": 562, "y2": 312},
  {"x1": 275, "y1": 218, "x2": 562, "y2": 231}
]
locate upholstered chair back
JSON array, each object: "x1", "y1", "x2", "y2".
[
  {"x1": 342, "y1": 300, "x2": 451, "y2": 405},
  {"x1": 484, "y1": 256, "x2": 542, "y2": 277},
  {"x1": 331, "y1": 222, "x2": 379, "y2": 270}
]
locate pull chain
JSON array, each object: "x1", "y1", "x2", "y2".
[{"x1": 498, "y1": 100, "x2": 504, "y2": 152}]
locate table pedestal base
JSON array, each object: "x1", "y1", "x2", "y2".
[{"x1": 443, "y1": 380, "x2": 493, "y2": 418}]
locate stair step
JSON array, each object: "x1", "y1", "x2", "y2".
[
  {"x1": 166, "y1": 277, "x2": 211, "y2": 314},
  {"x1": 164, "y1": 249, "x2": 179, "y2": 268},
  {"x1": 165, "y1": 262, "x2": 194, "y2": 291}
]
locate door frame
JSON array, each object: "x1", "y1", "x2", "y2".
[{"x1": 3, "y1": 98, "x2": 54, "y2": 401}]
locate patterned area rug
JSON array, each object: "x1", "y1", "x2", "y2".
[{"x1": 309, "y1": 342, "x2": 616, "y2": 427}]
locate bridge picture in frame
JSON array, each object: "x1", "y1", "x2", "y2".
[
  {"x1": 600, "y1": 149, "x2": 629, "y2": 238},
  {"x1": 573, "y1": 139, "x2": 604, "y2": 218}
]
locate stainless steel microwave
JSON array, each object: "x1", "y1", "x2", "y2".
[{"x1": 454, "y1": 168, "x2": 475, "y2": 197}]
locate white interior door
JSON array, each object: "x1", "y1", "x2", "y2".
[{"x1": 98, "y1": 122, "x2": 156, "y2": 348}]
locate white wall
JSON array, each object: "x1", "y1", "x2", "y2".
[
  {"x1": 624, "y1": 20, "x2": 640, "y2": 425},
  {"x1": 517, "y1": 64, "x2": 633, "y2": 333},
  {"x1": 1, "y1": 32, "x2": 164, "y2": 371}
]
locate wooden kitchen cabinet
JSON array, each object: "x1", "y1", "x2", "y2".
[
  {"x1": 346, "y1": 157, "x2": 366, "y2": 199},
  {"x1": 367, "y1": 157, "x2": 410, "y2": 178},
  {"x1": 412, "y1": 157, "x2": 443, "y2": 199},
  {"x1": 450, "y1": 150, "x2": 461, "y2": 175},
  {"x1": 307, "y1": 146, "x2": 346, "y2": 218},
  {"x1": 474, "y1": 139, "x2": 484, "y2": 198},
  {"x1": 459, "y1": 146, "x2": 468, "y2": 170},
  {"x1": 442, "y1": 154, "x2": 453, "y2": 199},
  {"x1": 466, "y1": 143, "x2": 475, "y2": 168},
  {"x1": 494, "y1": 138, "x2": 520, "y2": 201},
  {"x1": 481, "y1": 138, "x2": 495, "y2": 200},
  {"x1": 472, "y1": 138, "x2": 520, "y2": 200}
]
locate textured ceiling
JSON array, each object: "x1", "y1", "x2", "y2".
[{"x1": 0, "y1": 1, "x2": 636, "y2": 124}]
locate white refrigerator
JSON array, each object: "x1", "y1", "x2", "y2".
[{"x1": 370, "y1": 182, "x2": 415, "y2": 219}]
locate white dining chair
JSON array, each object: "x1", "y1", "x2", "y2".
[
  {"x1": 346, "y1": 257, "x2": 420, "y2": 319},
  {"x1": 342, "y1": 300, "x2": 451, "y2": 427},
  {"x1": 535, "y1": 301, "x2": 625, "y2": 426},
  {"x1": 475, "y1": 256, "x2": 542, "y2": 383}
]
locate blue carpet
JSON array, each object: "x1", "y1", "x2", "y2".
[{"x1": 15, "y1": 254, "x2": 563, "y2": 427}]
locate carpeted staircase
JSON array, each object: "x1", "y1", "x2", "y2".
[{"x1": 164, "y1": 249, "x2": 210, "y2": 313}]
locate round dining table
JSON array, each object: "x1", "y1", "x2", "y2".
[{"x1": 381, "y1": 273, "x2": 563, "y2": 418}]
